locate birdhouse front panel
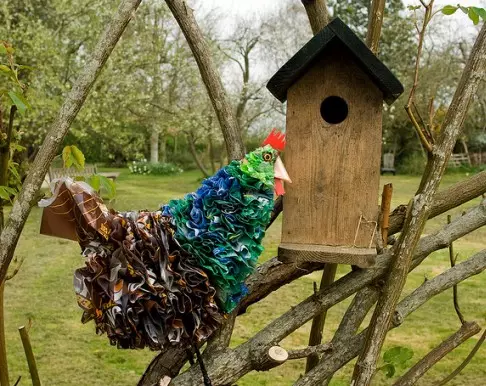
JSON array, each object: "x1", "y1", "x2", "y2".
[{"x1": 281, "y1": 47, "x2": 382, "y2": 256}]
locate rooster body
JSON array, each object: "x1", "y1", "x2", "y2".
[{"x1": 40, "y1": 133, "x2": 289, "y2": 350}]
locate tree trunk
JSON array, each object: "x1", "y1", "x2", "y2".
[{"x1": 150, "y1": 131, "x2": 159, "y2": 164}]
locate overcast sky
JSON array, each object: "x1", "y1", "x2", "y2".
[{"x1": 195, "y1": 0, "x2": 483, "y2": 38}]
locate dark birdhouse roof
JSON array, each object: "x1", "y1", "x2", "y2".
[{"x1": 267, "y1": 17, "x2": 404, "y2": 105}]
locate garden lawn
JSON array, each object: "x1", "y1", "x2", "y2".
[{"x1": 4, "y1": 170, "x2": 486, "y2": 385}]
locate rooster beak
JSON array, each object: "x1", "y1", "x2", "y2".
[{"x1": 274, "y1": 156, "x2": 291, "y2": 183}]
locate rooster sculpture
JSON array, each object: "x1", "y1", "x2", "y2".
[{"x1": 39, "y1": 129, "x2": 290, "y2": 352}]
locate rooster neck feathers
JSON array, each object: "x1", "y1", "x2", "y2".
[{"x1": 165, "y1": 145, "x2": 278, "y2": 312}]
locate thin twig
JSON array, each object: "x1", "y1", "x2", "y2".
[
  {"x1": 405, "y1": 1, "x2": 435, "y2": 154},
  {"x1": 18, "y1": 325, "x2": 41, "y2": 386},
  {"x1": 436, "y1": 328, "x2": 486, "y2": 386},
  {"x1": 393, "y1": 321, "x2": 481, "y2": 386},
  {"x1": 381, "y1": 184, "x2": 393, "y2": 246},
  {"x1": 448, "y1": 214, "x2": 465, "y2": 325}
]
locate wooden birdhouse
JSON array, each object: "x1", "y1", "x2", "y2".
[{"x1": 267, "y1": 18, "x2": 404, "y2": 268}]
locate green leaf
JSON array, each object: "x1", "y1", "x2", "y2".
[
  {"x1": 474, "y1": 7, "x2": 486, "y2": 20},
  {"x1": 0, "y1": 64, "x2": 11, "y2": 72},
  {"x1": 98, "y1": 175, "x2": 116, "y2": 200},
  {"x1": 7, "y1": 90, "x2": 28, "y2": 115},
  {"x1": 441, "y1": 5, "x2": 458, "y2": 15},
  {"x1": 468, "y1": 7, "x2": 480, "y2": 24},
  {"x1": 459, "y1": 5, "x2": 469, "y2": 14},
  {"x1": 87, "y1": 174, "x2": 100, "y2": 191},
  {"x1": 70, "y1": 145, "x2": 85, "y2": 170},
  {"x1": 384, "y1": 346, "x2": 414, "y2": 365},
  {"x1": 0, "y1": 45, "x2": 6, "y2": 54},
  {"x1": 62, "y1": 146, "x2": 73, "y2": 168},
  {"x1": 62, "y1": 145, "x2": 85, "y2": 171},
  {"x1": 0, "y1": 185, "x2": 18, "y2": 203},
  {"x1": 407, "y1": 5, "x2": 421, "y2": 11},
  {"x1": 383, "y1": 364, "x2": 396, "y2": 378}
]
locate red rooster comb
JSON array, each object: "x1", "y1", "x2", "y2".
[{"x1": 262, "y1": 128, "x2": 286, "y2": 151}]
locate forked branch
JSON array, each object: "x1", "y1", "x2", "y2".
[{"x1": 353, "y1": 21, "x2": 486, "y2": 385}]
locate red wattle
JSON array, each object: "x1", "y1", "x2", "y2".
[{"x1": 275, "y1": 179, "x2": 285, "y2": 196}]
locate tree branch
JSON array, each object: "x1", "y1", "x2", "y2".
[
  {"x1": 305, "y1": 263, "x2": 337, "y2": 372},
  {"x1": 353, "y1": 22, "x2": 486, "y2": 385},
  {"x1": 393, "y1": 321, "x2": 481, "y2": 386},
  {"x1": 366, "y1": 0, "x2": 386, "y2": 54},
  {"x1": 164, "y1": 0, "x2": 245, "y2": 160},
  {"x1": 0, "y1": 0, "x2": 142, "y2": 283},
  {"x1": 168, "y1": 201, "x2": 486, "y2": 385},
  {"x1": 296, "y1": 249, "x2": 486, "y2": 385},
  {"x1": 142, "y1": 182, "x2": 486, "y2": 384},
  {"x1": 301, "y1": 0, "x2": 329, "y2": 35},
  {"x1": 436, "y1": 328, "x2": 486, "y2": 386}
]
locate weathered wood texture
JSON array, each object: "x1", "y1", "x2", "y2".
[
  {"x1": 301, "y1": 0, "x2": 329, "y2": 34},
  {"x1": 0, "y1": 0, "x2": 142, "y2": 284},
  {"x1": 278, "y1": 244, "x2": 376, "y2": 267},
  {"x1": 394, "y1": 321, "x2": 481, "y2": 386},
  {"x1": 143, "y1": 197, "x2": 486, "y2": 385},
  {"x1": 164, "y1": 0, "x2": 245, "y2": 160},
  {"x1": 295, "y1": 249, "x2": 486, "y2": 385},
  {"x1": 305, "y1": 263, "x2": 337, "y2": 372},
  {"x1": 282, "y1": 51, "x2": 382, "y2": 249},
  {"x1": 352, "y1": 23, "x2": 486, "y2": 385},
  {"x1": 168, "y1": 207, "x2": 486, "y2": 385}
]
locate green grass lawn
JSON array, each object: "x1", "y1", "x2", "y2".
[{"x1": 3, "y1": 170, "x2": 486, "y2": 385}]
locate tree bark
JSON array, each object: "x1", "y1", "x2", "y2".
[
  {"x1": 366, "y1": 0, "x2": 386, "y2": 54},
  {"x1": 393, "y1": 322, "x2": 481, "y2": 386},
  {"x1": 301, "y1": 0, "x2": 329, "y2": 34},
  {"x1": 165, "y1": 201, "x2": 486, "y2": 385},
  {"x1": 164, "y1": 0, "x2": 245, "y2": 160},
  {"x1": 150, "y1": 130, "x2": 159, "y2": 163},
  {"x1": 0, "y1": 0, "x2": 142, "y2": 284},
  {"x1": 352, "y1": 23, "x2": 486, "y2": 385},
  {"x1": 295, "y1": 249, "x2": 486, "y2": 385}
]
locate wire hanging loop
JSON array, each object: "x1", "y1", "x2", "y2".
[{"x1": 353, "y1": 214, "x2": 378, "y2": 249}]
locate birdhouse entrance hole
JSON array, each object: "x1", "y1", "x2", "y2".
[{"x1": 320, "y1": 96, "x2": 348, "y2": 124}]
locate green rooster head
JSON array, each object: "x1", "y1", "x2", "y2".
[{"x1": 232, "y1": 129, "x2": 291, "y2": 195}]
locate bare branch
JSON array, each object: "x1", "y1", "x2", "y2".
[
  {"x1": 448, "y1": 214, "x2": 465, "y2": 325},
  {"x1": 296, "y1": 248, "x2": 486, "y2": 385},
  {"x1": 169, "y1": 202, "x2": 486, "y2": 385},
  {"x1": 301, "y1": 0, "x2": 329, "y2": 34},
  {"x1": 437, "y1": 328, "x2": 486, "y2": 386},
  {"x1": 144, "y1": 187, "x2": 486, "y2": 384},
  {"x1": 366, "y1": 0, "x2": 386, "y2": 54},
  {"x1": 381, "y1": 184, "x2": 393, "y2": 246},
  {"x1": 353, "y1": 22, "x2": 486, "y2": 385},
  {"x1": 322, "y1": 285, "x2": 379, "y2": 385},
  {"x1": 164, "y1": 0, "x2": 245, "y2": 160},
  {"x1": 0, "y1": 0, "x2": 142, "y2": 284},
  {"x1": 405, "y1": 1, "x2": 435, "y2": 154},
  {"x1": 288, "y1": 343, "x2": 333, "y2": 360},
  {"x1": 305, "y1": 264, "x2": 337, "y2": 372},
  {"x1": 19, "y1": 325, "x2": 41, "y2": 386},
  {"x1": 393, "y1": 321, "x2": 481, "y2": 386}
]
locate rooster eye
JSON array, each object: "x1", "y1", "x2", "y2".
[{"x1": 262, "y1": 152, "x2": 272, "y2": 162}]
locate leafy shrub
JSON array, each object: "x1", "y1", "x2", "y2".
[
  {"x1": 128, "y1": 159, "x2": 183, "y2": 175},
  {"x1": 396, "y1": 153, "x2": 426, "y2": 175}
]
